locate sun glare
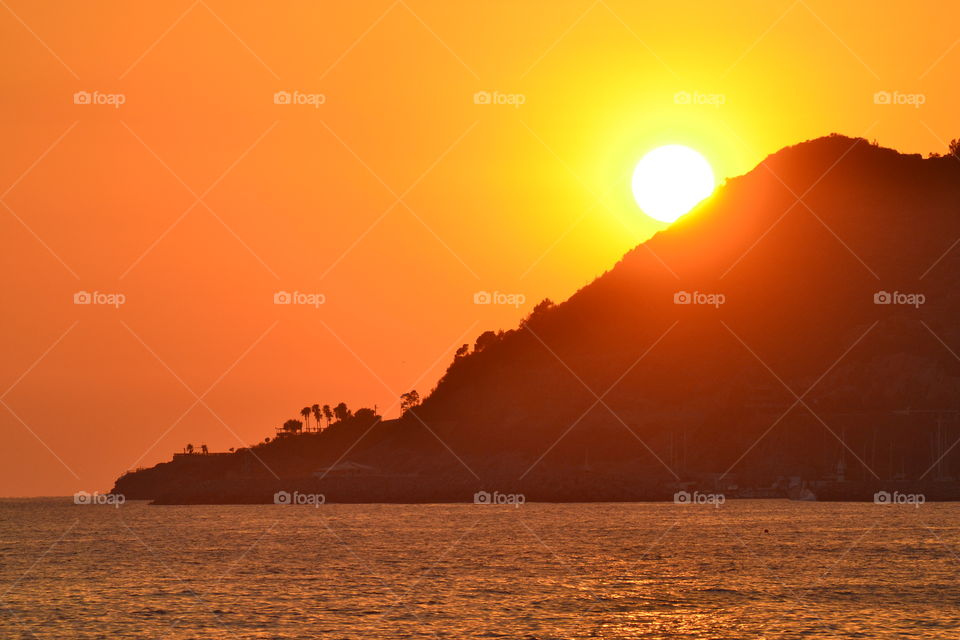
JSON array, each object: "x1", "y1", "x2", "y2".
[{"x1": 631, "y1": 145, "x2": 715, "y2": 223}]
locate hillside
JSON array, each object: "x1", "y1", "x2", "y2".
[{"x1": 114, "y1": 135, "x2": 960, "y2": 503}]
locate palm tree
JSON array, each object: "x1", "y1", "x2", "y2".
[
  {"x1": 185, "y1": 443, "x2": 194, "y2": 454},
  {"x1": 312, "y1": 404, "x2": 322, "y2": 431},
  {"x1": 200, "y1": 444, "x2": 209, "y2": 455},
  {"x1": 323, "y1": 404, "x2": 333, "y2": 428},
  {"x1": 300, "y1": 406, "x2": 312, "y2": 432}
]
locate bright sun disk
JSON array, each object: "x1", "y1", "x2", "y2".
[{"x1": 632, "y1": 145, "x2": 715, "y2": 223}]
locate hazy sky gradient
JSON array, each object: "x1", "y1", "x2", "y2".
[{"x1": 2, "y1": 0, "x2": 958, "y2": 496}]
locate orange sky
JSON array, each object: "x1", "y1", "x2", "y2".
[{"x1": 2, "y1": 0, "x2": 958, "y2": 496}]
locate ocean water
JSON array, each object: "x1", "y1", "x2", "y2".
[{"x1": 0, "y1": 499, "x2": 958, "y2": 639}]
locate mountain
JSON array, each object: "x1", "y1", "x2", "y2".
[{"x1": 113, "y1": 134, "x2": 960, "y2": 503}]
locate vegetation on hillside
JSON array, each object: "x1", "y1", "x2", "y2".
[{"x1": 116, "y1": 135, "x2": 960, "y2": 502}]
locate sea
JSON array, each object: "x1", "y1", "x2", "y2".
[{"x1": 1, "y1": 498, "x2": 958, "y2": 638}]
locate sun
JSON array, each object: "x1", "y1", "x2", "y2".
[{"x1": 631, "y1": 145, "x2": 715, "y2": 223}]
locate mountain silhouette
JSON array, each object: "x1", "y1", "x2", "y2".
[{"x1": 114, "y1": 134, "x2": 960, "y2": 503}]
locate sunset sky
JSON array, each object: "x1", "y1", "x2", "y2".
[{"x1": 2, "y1": 0, "x2": 959, "y2": 496}]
